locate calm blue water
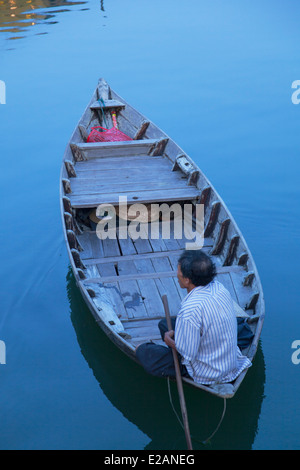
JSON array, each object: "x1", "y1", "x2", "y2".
[{"x1": 1, "y1": 0, "x2": 300, "y2": 450}]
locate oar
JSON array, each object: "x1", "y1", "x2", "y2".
[{"x1": 161, "y1": 294, "x2": 193, "y2": 450}]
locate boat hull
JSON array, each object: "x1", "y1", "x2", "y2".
[{"x1": 60, "y1": 79, "x2": 265, "y2": 398}]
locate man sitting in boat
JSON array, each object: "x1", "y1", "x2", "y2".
[{"x1": 135, "y1": 250, "x2": 251, "y2": 385}]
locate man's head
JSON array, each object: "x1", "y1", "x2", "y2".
[{"x1": 177, "y1": 250, "x2": 216, "y2": 291}]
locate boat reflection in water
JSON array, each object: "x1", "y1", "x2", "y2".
[
  {"x1": 67, "y1": 268, "x2": 266, "y2": 450},
  {"x1": 0, "y1": 0, "x2": 88, "y2": 41}
]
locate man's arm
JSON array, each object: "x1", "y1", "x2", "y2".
[
  {"x1": 163, "y1": 318, "x2": 200, "y2": 359},
  {"x1": 164, "y1": 330, "x2": 176, "y2": 350},
  {"x1": 175, "y1": 317, "x2": 201, "y2": 362}
]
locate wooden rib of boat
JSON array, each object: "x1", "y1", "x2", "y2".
[{"x1": 60, "y1": 78, "x2": 265, "y2": 399}]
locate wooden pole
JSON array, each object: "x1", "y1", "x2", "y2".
[
  {"x1": 161, "y1": 294, "x2": 193, "y2": 450},
  {"x1": 111, "y1": 109, "x2": 118, "y2": 128}
]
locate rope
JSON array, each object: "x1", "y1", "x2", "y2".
[
  {"x1": 167, "y1": 376, "x2": 185, "y2": 430},
  {"x1": 167, "y1": 377, "x2": 227, "y2": 446},
  {"x1": 202, "y1": 397, "x2": 227, "y2": 444},
  {"x1": 97, "y1": 97, "x2": 109, "y2": 128}
]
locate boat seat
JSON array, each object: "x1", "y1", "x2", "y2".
[
  {"x1": 73, "y1": 139, "x2": 159, "y2": 159},
  {"x1": 90, "y1": 99, "x2": 126, "y2": 111},
  {"x1": 84, "y1": 264, "x2": 244, "y2": 284},
  {"x1": 68, "y1": 142, "x2": 200, "y2": 208}
]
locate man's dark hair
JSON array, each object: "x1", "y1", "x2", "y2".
[{"x1": 178, "y1": 250, "x2": 216, "y2": 286}]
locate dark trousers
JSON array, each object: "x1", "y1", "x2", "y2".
[{"x1": 135, "y1": 318, "x2": 190, "y2": 379}]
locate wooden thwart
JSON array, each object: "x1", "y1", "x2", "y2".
[
  {"x1": 74, "y1": 139, "x2": 159, "y2": 159},
  {"x1": 83, "y1": 245, "x2": 212, "y2": 266},
  {"x1": 90, "y1": 99, "x2": 126, "y2": 110},
  {"x1": 84, "y1": 248, "x2": 185, "y2": 265},
  {"x1": 69, "y1": 187, "x2": 200, "y2": 208},
  {"x1": 84, "y1": 265, "x2": 244, "y2": 284}
]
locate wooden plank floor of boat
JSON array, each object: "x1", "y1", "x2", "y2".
[{"x1": 77, "y1": 223, "x2": 252, "y2": 349}]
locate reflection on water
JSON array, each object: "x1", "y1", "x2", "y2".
[
  {"x1": 66, "y1": 267, "x2": 266, "y2": 450},
  {"x1": 0, "y1": 0, "x2": 88, "y2": 40}
]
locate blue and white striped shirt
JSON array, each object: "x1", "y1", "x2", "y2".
[{"x1": 175, "y1": 280, "x2": 251, "y2": 385}]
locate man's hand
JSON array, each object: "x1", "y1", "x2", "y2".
[{"x1": 164, "y1": 330, "x2": 176, "y2": 350}]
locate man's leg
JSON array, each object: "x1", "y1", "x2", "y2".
[
  {"x1": 135, "y1": 342, "x2": 177, "y2": 378},
  {"x1": 158, "y1": 317, "x2": 176, "y2": 342},
  {"x1": 135, "y1": 317, "x2": 190, "y2": 379}
]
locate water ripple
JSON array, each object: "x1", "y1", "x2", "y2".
[{"x1": 0, "y1": 0, "x2": 88, "y2": 42}]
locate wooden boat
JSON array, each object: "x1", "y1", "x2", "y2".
[{"x1": 60, "y1": 78, "x2": 265, "y2": 399}]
